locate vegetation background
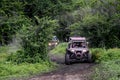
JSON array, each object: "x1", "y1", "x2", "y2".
[{"x1": 0, "y1": 0, "x2": 120, "y2": 80}]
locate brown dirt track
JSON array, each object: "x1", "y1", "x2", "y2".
[{"x1": 28, "y1": 54, "x2": 95, "y2": 80}]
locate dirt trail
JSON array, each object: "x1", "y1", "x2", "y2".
[{"x1": 29, "y1": 54, "x2": 95, "y2": 80}]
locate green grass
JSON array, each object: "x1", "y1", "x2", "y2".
[
  {"x1": 91, "y1": 48, "x2": 120, "y2": 62},
  {"x1": 0, "y1": 62, "x2": 55, "y2": 79},
  {"x1": 92, "y1": 60, "x2": 120, "y2": 80},
  {"x1": 0, "y1": 46, "x2": 9, "y2": 54},
  {"x1": 91, "y1": 48, "x2": 120, "y2": 80},
  {"x1": 0, "y1": 46, "x2": 56, "y2": 79},
  {"x1": 0, "y1": 53, "x2": 8, "y2": 63},
  {"x1": 50, "y1": 42, "x2": 68, "y2": 54}
]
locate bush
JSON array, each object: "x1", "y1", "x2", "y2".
[
  {"x1": 91, "y1": 48, "x2": 106, "y2": 62},
  {"x1": 7, "y1": 17, "x2": 58, "y2": 63},
  {"x1": 7, "y1": 50, "x2": 48, "y2": 64},
  {"x1": 50, "y1": 43, "x2": 68, "y2": 55},
  {"x1": 0, "y1": 46, "x2": 56, "y2": 79},
  {"x1": 0, "y1": 46, "x2": 9, "y2": 54},
  {"x1": 91, "y1": 48, "x2": 120, "y2": 80},
  {"x1": 92, "y1": 60, "x2": 120, "y2": 80},
  {"x1": 101, "y1": 48, "x2": 120, "y2": 61},
  {"x1": 7, "y1": 50, "x2": 26, "y2": 64},
  {"x1": 20, "y1": 17, "x2": 58, "y2": 63},
  {"x1": 91, "y1": 48, "x2": 120, "y2": 62}
]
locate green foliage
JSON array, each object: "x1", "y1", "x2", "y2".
[
  {"x1": 0, "y1": 47, "x2": 55, "y2": 79},
  {"x1": 99, "y1": 49, "x2": 120, "y2": 62},
  {"x1": 1, "y1": 0, "x2": 61, "y2": 63},
  {"x1": 0, "y1": 0, "x2": 120, "y2": 48},
  {"x1": 8, "y1": 17, "x2": 58, "y2": 63},
  {"x1": 0, "y1": 46, "x2": 8, "y2": 54},
  {"x1": 92, "y1": 61, "x2": 120, "y2": 80},
  {"x1": 90, "y1": 48, "x2": 106, "y2": 62},
  {"x1": 0, "y1": 0, "x2": 24, "y2": 45},
  {"x1": 91, "y1": 48, "x2": 120, "y2": 80},
  {"x1": 69, "y1": 0, "x2": 120, "y2": 48},
  {"x1": 0, "y1": 48, "x2": 56, "y2": 79},
  {"x1": 0, "y1": 1, "x2": 120, "y2": 79},
  {"x1": 50, "y1": 43, "x2": 68, "y2": 55},
  {"x1": 0, "y1": 62, "x2": 55, "y2": 79},
  {"x1": 91, "y1": 48, "x2": 120, "y2": 62},
  {"x1": 24, "y1": 0, "x2": 72, "y2": 18}
]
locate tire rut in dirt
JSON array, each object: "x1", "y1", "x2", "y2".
[
  {"x1": 29, "y1": 63, "x2": 94, "y2": 80},
  {"x1": 28, "y1": 54, "x2": 95, "y2": 80},
  {"x1": 49, "y1": 54, "x2": 65, "y2": 64}
]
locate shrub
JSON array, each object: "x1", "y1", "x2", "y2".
[
  {"x1": 91, "y1": 48, "x2": 106, "y2": 62},
  {"x1": 91, "y1": 48, "x2": 120, "y2": 62},
  {"x1": 50, "y1": 43, "x2": 68, "y2": 55},
  {"x1": 7, "y1": 17, "x2": 58, "y2": 63},
  {"x1": 92, "y1": 60, "x2": 120, "y2": 80},
  {"x1": 0, "y1": 46, "x2": 9, "y2": 54},
  {"x1": 102, "y1": 48, "x2": 120, "y2": 61},
  {"x1": 91, "y1": 48, "x2": 120, "y2": 80}
]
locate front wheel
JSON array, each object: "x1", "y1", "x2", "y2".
[
  {"x1": 87, "y1": 53, "x2": 92, "y2": 63},
  {"x1": 65, "y1": 53, "x2": 71, "y2": 65}
]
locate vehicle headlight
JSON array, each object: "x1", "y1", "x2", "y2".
[
  {"x1": 48, "y1": 43, "x2": 51, "y2": 46},
  {"x1": 55, "y1": 42, "x2": 58, "y2": 45},
  {"x1": 71, "y1": 49, "x2": 75, "y2": 52},
  {"x1": 83, "y1": 50, "x2": 87, "y2": 52}
]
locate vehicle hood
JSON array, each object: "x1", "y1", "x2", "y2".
[{"x1": 69, "y1": 48, "x2": 89, "y2": 51}]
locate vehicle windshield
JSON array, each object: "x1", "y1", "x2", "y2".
[
  {"x1": 70, "y1": 42, "x2": 86, "y2": 48},
  {"x1": 52, "y1": 36, "x2": 58, "y2": 41}
]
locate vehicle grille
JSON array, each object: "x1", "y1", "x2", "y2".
[{"x1": 76, "y1": 51, "x2": 82, "y2": 54}]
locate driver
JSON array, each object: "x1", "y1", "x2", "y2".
[
  {"x1": 81, "y1": 42, "x2": 86, "y2": 48},
  {"x1": 72, "y1": 43, "x2": 78, "y2": 48}
]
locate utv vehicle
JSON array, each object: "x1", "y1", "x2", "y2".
[
  {"x1": 65, "y1": 37, "x2": 92, "y2": 65},
  {"x1": 48, "y1": 36, "x2": 59, "y2": 50}
]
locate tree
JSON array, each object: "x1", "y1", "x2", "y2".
[
  {"x1": 70, "y1": 0, "x2": 120, "y2": 48},
  {"x1": 0, "y1": 0, "x2": 24, "y2": 45},
  {"x1": 10, "y1": 17, "x2": 58, "y2": 63}
]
